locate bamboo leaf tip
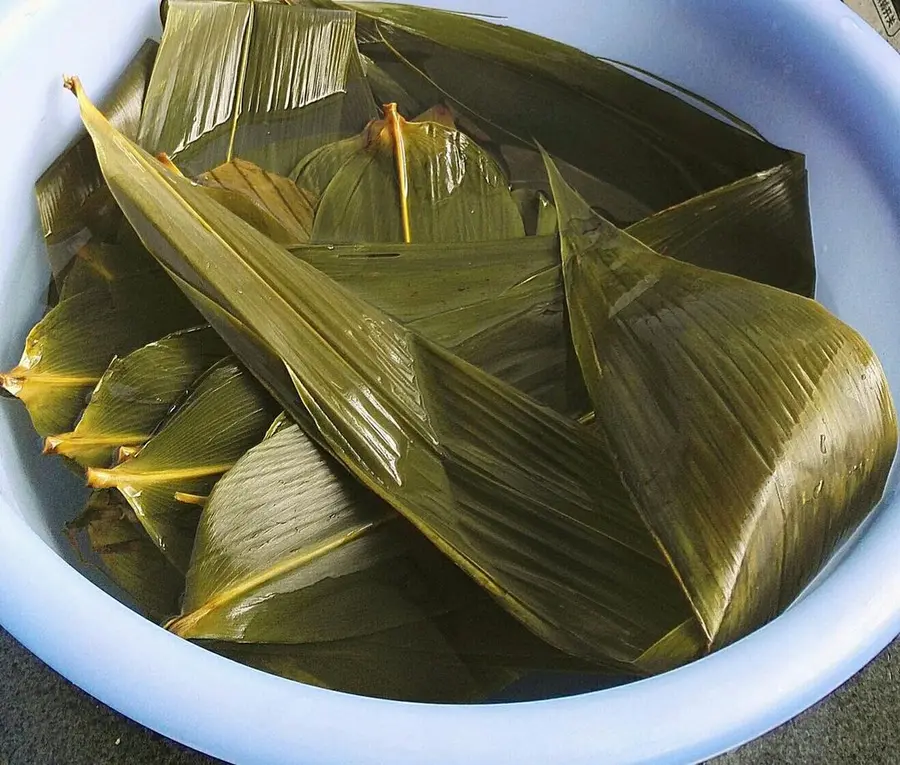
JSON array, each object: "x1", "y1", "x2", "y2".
[
  {"x1": 155, "y1": 152, "x2": 185, "y2": 178},
  {"x1": 42, "y1": 436, "x2": 62, "y2": 455},
  {"x1": 0, "y1": 371, "x2": 22, "y2": 397},
  {"x1": 86, "y1": 467, "x2": 117, "y2": 489}
]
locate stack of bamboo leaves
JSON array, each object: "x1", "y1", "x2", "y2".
[{"x1": 2, "y1": 0, "x2": 896, "y2": 702}]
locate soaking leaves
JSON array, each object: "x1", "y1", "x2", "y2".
[
  {"x1": 139, "y1": 0, "x2": 377, "y2": 176},
  {"x1": 7, "y1": 1, "x2": 892, "y2": 700},
  {"x1": 68, "y1": 490, "x2": 184, "y2": 622},
  {"x1": 86, "y1": 358, "x2": 280, "y2": 573},
  {"x1": 45, "y1": 326, "x2": 229, "y2": 467},
  {"x1": 544, "y1": 151, "x2": 896, "y2": 645},
  {"x1": 71, "y1": 78, "x2": 697, "y2": 666},
  {"x1": 0, "y1": 271, "x2": 200, "y2": 437}
]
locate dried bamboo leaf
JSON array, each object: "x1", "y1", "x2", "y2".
[
  {"x1": 45, "y1": 326, "x2": 229, "y2": 467},
  {"x1": 70, "y1": 490, "x2": 184, "y2": 622},
  {"x1": 0, "y1": 272, "x2": 201, "y2": 437},
  {"x1": 543, "y1": 151, "x2": 897, "y2": 646},
  {"x1": 86, "y1": 358, "x2": 280, "y2": 573},
  {"x1": 72, "y1": 80, "x2": 696, "y2": 667},
  {"x1": 139, "y1": 1, "x2": 377, "y2": 177}
]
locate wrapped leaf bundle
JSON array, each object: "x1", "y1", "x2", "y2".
[{"x1": 2, "y1": 0, "x2": 894, "y2": 703}]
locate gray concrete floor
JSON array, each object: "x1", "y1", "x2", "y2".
[{"x1": 0, "y1": 627, "x2": 898, "y2": 764}]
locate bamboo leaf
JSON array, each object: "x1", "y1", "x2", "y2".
[
  {"x1": 86, "y1": 358, "x2": 280, "y2": 573},
  {"x1": 70, "y1": 490, "x2": 184, "y2": 622},
  {"x1": 512, "y1": 189, "x2": 558, "y2": 238},
  {"x1": 56, "y1": 240, "x2": 160, "y2": 303},
  {"x1": 340, "y1": 2, "x2": 794, "y2": 216},
  {"x1": 175, "y1": 422, "x2": 593, "y2": 681},
  {"x1": 36, "y1": 40, "x2": 158, "y2": 286},
  {"x1": 198, "y1": 159, "x2": 316, "y2": 244},
  {"x1": 205, "y1": 627, "x2": 488, "y2": 702},
  {"x1": 45, "y1": 326, "x2": 230, "y2": 467},
  {"x1": 631, "y1": 157, "x2": 816, "y2": 298},
  {"x1": 289, "y1": 237, "x2": 584, "y2": 415},
  {"x1": 138, "y1": 1, "x2": 377, "y2": 177},
  {"x1": 293, "y1": 105, "x2": 526, "y2": 243},
  {"x1": 72, "y1": 79, "x2": 696, "y2": 667},
  {"x1": 171, "y1": 424, "x2": 470, "y2": 643},
  {"x1": 543, "y1": 151, "x2": 897, "y2": 646},
  {"x1": 0, "y1": 272, "x2": 202, "y2": 437}
]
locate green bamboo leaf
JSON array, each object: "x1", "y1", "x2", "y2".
[
  {"x1": 339, "y1": 2, "x2": 794, "y2": 215},
  {"x1": 138, "y1": 1, "x2": 377, "y2": 177},
  {"x1": 45, "y1": 326, "x2": 230, "y2": 468},
  {"x1": 512, "y1": 189, "x2": 558, "y2": 238},
  {"x1": 543, "y1": 151, "x2": 897, "y2": 646},
  {"x1": 173, "y1": 422, "x2": 594, "y2": 682},
  {"x1": 170, "y1": 424, "x2": 471, "y2": 643},
  {"x1": 191, "y1": 151, "x2": 811, "y2": 417},
  {"x1": 69, "y1": 490, "x2": 184, "y2": 622},
  {"x1": 56, "y1": 240, "x2": 160, "y2": 303},
  {"x1": 293, "y1": 105, "x2": 526, "y2": 243},
  {"x1": 290, "y1": 237, "x2": 584, "y2": 415},
  {"x1": 36, "y1": 40, "x2": 158, "y2": 286},
  {"x1": 205, "y1": 627, "x2": 488, "y2": 702},
  {"x1": 0, "y1": 272, "x2": 201, "y2": 437},
  {"x1": 198, "y1": 159, "x2": 316, "y2": 244},
  {"x1": 631, "y1": 157, "x2": 816, "y2": 298},
  {"x1": 86, "y1": 358, "x2": 280, "y2": 573},
  {"x1": 72, "y1": 80, "x2": 695, "y2": 667}
]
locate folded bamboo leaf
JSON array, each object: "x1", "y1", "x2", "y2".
[
  {"x1": 57, "y1": 240, "x2": 160, "y2": 303},
  {"x1": 198, "y1": 159, "x2": 316, "y2": 244},
  {"x1": 86, "y1": 358, "x2": 280, "y2": 573},
  {"x1": 340, "y1": 2, "x2": 793, "y2": 216},
  {"x1": 289, "y1": 237, "x2": 584, "y2": 415},
  {"x1": 171, "y1": 424, "x2": 472, "y2": 643},
  {"x1": 69, "y1": 490, "x2": 184, "y2": 622},
  {"x1": 139, "y1": 1, "x2": 377, "y2": 177},
  {"x1": 73, "y1": 81, "x2": 696, "y2": 667},
  {"x1": 174, "y1": 422, "x2": 595, "y2": 683},
  {"x1": 512, "y1": 189, "x2": 558, "y2": 237},
  {"x1": 631, "y1": 157, "x2": 816, "y2": 298},
  {"x1": 286, "y1": 163, "x2": 813, "y2": 412},
  {"x1": 176, "y1": 150, "x2": 805, "y2": 418},
  {"x1": 293, "y1": 104, "x2": 526, "y2": 243},
  {"x1": 204, "y1": 626, "x2": 489, "y2": 702},
  {"x1": 45, "y1": 326, "x2": 230, "y2": 467},
  {"x1": 543, "y1": 151, "x2": 898, "y2": 646},
  {"x1": 0, "y1": 272, "x2": 201, "y2": 437},
  {"x1": 36, "y1": 40, "x2": 158, "y2": 287}
]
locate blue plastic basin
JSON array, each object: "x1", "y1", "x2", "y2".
[{"x1": 1, "y1": 1, "x2": 899, "y2": 763}]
